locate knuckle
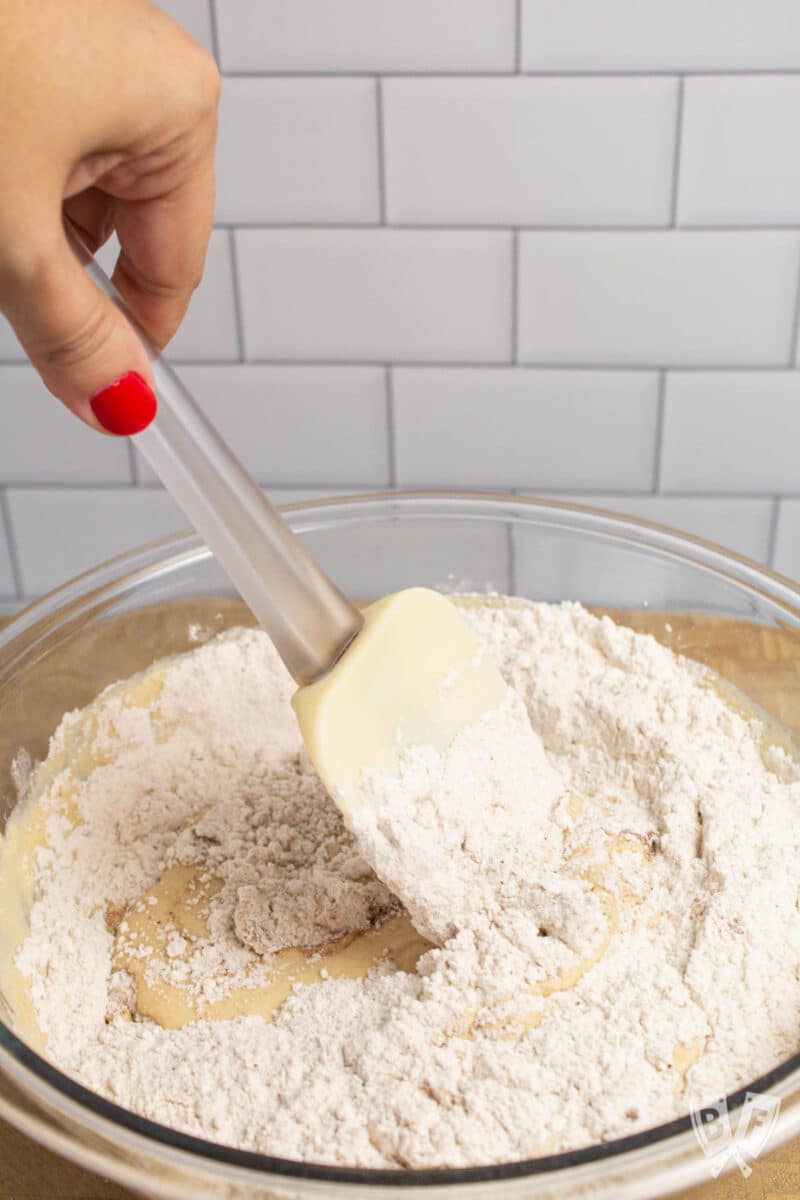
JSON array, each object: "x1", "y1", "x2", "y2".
[
  {"x1": 157, "y1": 0, "x2": 222, "y2": 113},
  {"x1": 37, "y1": 301, "x2": 117, "y2": 370},
  {"x1": 0, "y1": 229, "x2": 58, "y2": 296},
  {"x1": 116, "y1": 252, "x2": 186, "y2": 302},
  {"x1": 190, "y1": 48, "x2": 222, "y2": 115}
]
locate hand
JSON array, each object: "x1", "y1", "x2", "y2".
[{"x1": 0, "y1": 0, "x2": 220, "y2": 434}]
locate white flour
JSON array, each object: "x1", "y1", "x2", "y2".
[
  {"x1": 353, "y1": 692, "x2": 597, "y2": 951},
  {"x1": 6, "y1": 599, "x2": 800, "y2": 1168}
]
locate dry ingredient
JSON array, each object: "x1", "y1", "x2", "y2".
[{"x1": 3, "y1": 598, "x2": 800, "y2": 1169}]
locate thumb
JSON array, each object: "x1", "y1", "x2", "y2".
[{"x1": 0, "y1": 226, "x2": 157, "y2": 435}]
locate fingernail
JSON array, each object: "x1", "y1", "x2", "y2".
[{"x1": 90, "y1": 372, "x2": 157, "y2": 435}]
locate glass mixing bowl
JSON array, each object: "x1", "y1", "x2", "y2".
[{"x1": 1, "y1": 491, "x2": 799, "y2": 1200}]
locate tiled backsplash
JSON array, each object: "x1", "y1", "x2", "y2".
[{"x1": 1, "y1": 0, "x2": 798, "y2": 606}]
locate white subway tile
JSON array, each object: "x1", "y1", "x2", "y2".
[
  {"x1": 0, "y1": 367, "x2": 132, "y2": 485},
  {"x1": 514, "y1": 494, "x2": 774, "y2": 608},
  {"x1": 155, "y1": 0, "x2": 214, "y2": 53},
  {"x1": 135, "y1": 365, "x2": 388, "y2": 485},
  {"x1": 661, "y1": 372, "x2": 800, "y2": 493},
  {"x1": 0, "y1": 317, "x2": 24, "y2": 361},
  {"x1": 6, "y1": 489, "x2": 186, "y2": 597},
  {"x1": 518, "y1": 232, "x2": 800, "y2": 366},
  {"x1": 236, "y1": 230, "x2": 512, "y2": 362},
  {"x1": 96, "y1": 230, "x2": 239, "y2": 362},
  {"x1": 216, "y1": 79, "x2": 379, "y2": 224},
  {"x1": 384, "y1": 78, "x2": 677, "y2": 226},
  {"x1": 0, "y1": 513, "x2": 14, "y2": 595},
  {"x1": 773, "y1": 499, "x2": 800, "y2": 581},
  {"x1": 680, "y1": 77, "x2": 800, "y2": 225},
  {"x1": 216, "y1": 0, "x2": 515, "y2": 72},
  {"x1": 393, "y1": 368, "x2": 658, "y2": 488},
  {"x1": 522, "y1": 0, "x2": 800, "y2": 71}
]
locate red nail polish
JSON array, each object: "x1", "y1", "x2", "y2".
[{"x1": 90, "y1": 372, "x2": 157, "y2": 435}]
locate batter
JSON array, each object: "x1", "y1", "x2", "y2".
[{"x1": 0, "y1": 597, "x2": 798, "y2": 1168}]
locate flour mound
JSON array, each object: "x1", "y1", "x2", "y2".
[
  {"x1": 8, "y1": 600, "x2": 800, "y2": 1169},
  {"x1": 353, "y1": 690, "x2": 567, "y2": 946}
]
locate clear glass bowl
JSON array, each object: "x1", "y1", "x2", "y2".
[{"x1": 1, "y1": 491, "x2": 799, "y2": 1200}]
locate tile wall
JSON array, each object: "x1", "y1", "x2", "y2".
[{"x1": 0, "y1": 0, "x2": 798, "y2": 605}]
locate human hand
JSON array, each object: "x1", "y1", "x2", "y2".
[{"x1": 0, "y1": 0, "x2": 220, "y2": 434}]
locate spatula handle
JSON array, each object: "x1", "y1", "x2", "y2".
[{"x1": 75, "y1": 235, "x2": 363, "y2": 685}]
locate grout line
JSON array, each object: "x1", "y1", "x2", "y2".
[
  {"x1": 0, "y1": 489, "x2": 24, "y2": 598},
  {"x1": 247, "y1": 357, "x2": 521, "y2": 368},
  {"x1": 385, "y1": 366, "x2": 397, "y2": 486},
  {"x1": 514, "y1": 0, "x2": 523, "y2": 73},
  {"x1": 225, "y1": 221, "x2": 638, "y2": 231},
  {"x1": 207, "y1": 0, "x2": 221, "y2": 63},
  {"x1": 8, "y1": 481, "x2": 796, "y2": 500},
  {"x1": 365, "y1": 488, "x2": 798, "y2": 500},
  {"x1": 215, "y1": 219, "x2": 800, "y2": 232},
  {"x1": 510, "y1": 232, "x2": 520, "y2": 364},
  {"x1": 169, "y1": 359, "x2": 370, "y2": 371},
  {"x1": 4, "y1": 483, "x2": 161, "y2": 493},
  {"x1": 221, "y1": 69, "x2": 519, "y2": 79},
  {"x1": 218, "y1": 68, "x2": 800, "y2": 79},
  {"x1": 669, "y1": 77, "x2": 686, "y2": 226},
  {"x1": 525, "y1": 66, "x2": 800, "y2": 77},
  {"x1": 526, "y1": 489, "x2": 799, "y2": 501},
  {"x1": 506, "y1": 520, "x2": 518, "y2": 594},
  {"x1": 0, "y1": 481, "x2": 392, "y2": 497},
  {"x1": 125, "y1": 439, "x2": 140, "y2": 485},
  {"x1": 375, "y1": 79, "x2": 388, "y2": 225},
  {"x1": 766, "y1": 498, "x2": 782, "y2": 568},
  {"x1": 167, "y1": 357, "x2": 242, "y2": 367},
  {"x1": 4, "y1": 359, "x2": 800, "y2": 376},
  {"x1": 788, "y1": 250, "x2": 800, "y2": 366},
  {"x1": 671, "y1": 222, "x2": 800, "y2": 232},
  {"x1": 652, "y1": 372, "x2": 667, "y2": 491},
  {"x1": 242, "y1": 358, "x2": 799, "y2": 371},
  {"x1": 6, "y1": 356, "x2": 800, "y2": 373},
  {"x1": 227, "y1": 229, "x2": 247, "y2": 362}
]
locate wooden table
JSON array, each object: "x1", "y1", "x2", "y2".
[{"x1": 1, "y1": 609, "x2": 799, "y2": 1199}]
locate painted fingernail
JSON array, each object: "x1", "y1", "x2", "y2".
[{"x1": 90, "y1": 372, "x2": 157, "y2": 435}]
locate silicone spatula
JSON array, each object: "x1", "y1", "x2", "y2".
[{"x1": 76, "y1": 237, "x2": 510, "y2": 816}]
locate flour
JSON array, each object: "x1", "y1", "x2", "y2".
[
  {"x1": 5, "y1": 599, "x2": 800, "y2": 1169},
  {"x1": 353, "y1": 691, "x2": 596, "y2": 951}
]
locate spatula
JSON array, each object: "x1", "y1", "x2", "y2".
[{"x1": 75, "y1": 238, "x2": 511, "y2": 816}]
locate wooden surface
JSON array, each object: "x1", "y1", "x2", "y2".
[{"x1": 0, "y1": 608, "x2": 799, "y2": 1199}]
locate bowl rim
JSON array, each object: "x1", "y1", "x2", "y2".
[
  {"x1": 1, "y1": 488, "x2": 799, "y2": 1189},
  {"x1": 3, "y1": 490, "x2": 800, "y2": 643}
]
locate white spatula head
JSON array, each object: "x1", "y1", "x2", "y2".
[{"x1": 291, "y1": 588, "x2": 509, "y2": 818}]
